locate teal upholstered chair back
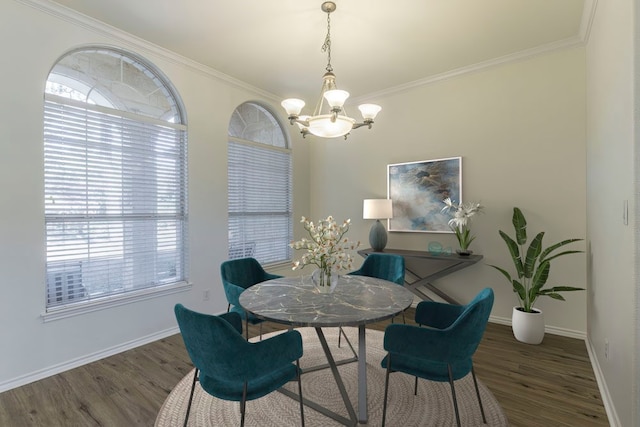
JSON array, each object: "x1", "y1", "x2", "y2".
[
  {"x1": 425, "y1": 287, "x2": 494, "y2": 365},
  {"x1": 174, "y1": 304, "x2": 247, "y2": 384},
  {"x1": 220, "y1": 257, "x2": 283, "y2": 323},
  {"x1": 348, "y1": 253, "x2": 405, "y2": 285}
]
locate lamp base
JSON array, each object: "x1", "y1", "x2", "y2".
[{"x1": 369, "y1": 220, "x2": 388, "y2": 252}]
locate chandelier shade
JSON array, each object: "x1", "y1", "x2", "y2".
[{"x1": 281, "y1": 1, "x2": 381, "y2": 139}]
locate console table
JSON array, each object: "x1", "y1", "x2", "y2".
[{"x1": 357, "y1": 248, "x2": 483, "y2": 305}]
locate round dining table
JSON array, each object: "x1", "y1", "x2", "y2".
[{"x1": 239, "y1": 274, "x2": 414, "y2": 426}]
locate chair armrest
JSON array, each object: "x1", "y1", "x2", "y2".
[
  {"x1": 384, "y1": 323, "x2": 469, "y2": 363},
  {"x1": 415, "y1": 300, "x2": 465, "y2": 329},
  {"x1": 222, "y1": 282, "x2": 245, "y2": 307},
  {"x1": 240, "y1": 330, "x2": 303, "y2": 379},
  {"x1": 263, "y1": 272, "x2": 284, "y2": 281}
]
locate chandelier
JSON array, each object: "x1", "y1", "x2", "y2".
[{"x1": 281, "y1": 1, "x2": 382, "y2": 139}]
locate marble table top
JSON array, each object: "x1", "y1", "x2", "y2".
[{"x1": 239, "y1": 275, "x2": 414, "y2": 328}]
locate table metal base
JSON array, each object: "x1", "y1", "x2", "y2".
[{"x1": 277, "y1": 326, "x2": 367, "y2": 426}]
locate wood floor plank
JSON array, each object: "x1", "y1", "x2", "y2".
[{"x1": 0, "y1": 308, "x2": 609, "y2": 426}]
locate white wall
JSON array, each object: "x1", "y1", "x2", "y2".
[
  {"x1": 0, "y1": 1, "x2": 309, "y2": 391},
  {"x1": 586, "y1": 0, "x2": 636, "y2": 425},
  {"x1": 308, "y1": 47, "x2": 588, "y2": 335}
]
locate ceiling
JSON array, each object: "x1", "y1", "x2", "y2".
[{"x1": 47, "y1": 0, "x2": 590, "y2": 104}]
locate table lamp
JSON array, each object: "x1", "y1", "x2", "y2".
[{"x1": 363, "y1": 199, "x2": 393, "y2": 252}]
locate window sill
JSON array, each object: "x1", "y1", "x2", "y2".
[{"x1": 41, "y1": 281, "x2": 192, "y2": 323}]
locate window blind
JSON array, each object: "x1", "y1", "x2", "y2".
[
  {"x1": 228, "y1": 139, "x2": 292, "y2": 265},
  {"x1": 44, "y1": 97, "x2": 188, "y2": 309}
]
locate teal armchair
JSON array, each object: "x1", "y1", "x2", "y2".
[
  {"x1": 381, "y1": 288, "x2": 494, "y2": 427},
  {"x1": 347, "y1": 253, "x2": 405, "y2": 285},
  {"x1": 220, "y1": 257, "x2": 283, "y2": 339},
  {"x1": 174, "y1": 304, "x2": 305, "y2": 427}
]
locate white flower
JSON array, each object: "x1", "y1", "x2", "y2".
[
  {"x1": 441, "y1": 199, "x2": 484, "y2": 250},
  {"x1": 290, "y1": 215, "x2": 360, "y2": 273}
]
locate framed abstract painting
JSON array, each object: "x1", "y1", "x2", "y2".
[{"x1": 387, "y1": 156, "x2": 462, "y2": 233}]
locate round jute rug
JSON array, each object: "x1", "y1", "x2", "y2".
[{"x1": 156, "y1": 327, "x2": 509, "y2": 426}]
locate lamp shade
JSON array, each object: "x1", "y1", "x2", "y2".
[
  {"x1": 363, "y1": 199, "x2": 393, "y2": 220},
  {"x1": 323, "y1": 89, "x2": 350, "y2": 108},
  {"x1": 358, "y1": 104, "x2": 382, "y2": 120},
  {"x1": 281, "y1": 98, "x2": 305, "y2": 116}
]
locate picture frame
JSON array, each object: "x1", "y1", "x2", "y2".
[{"x1": 387, "y1": 156, "x2": 462, "y2": 233}]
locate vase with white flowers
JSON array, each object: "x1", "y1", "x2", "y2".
[
  {"x1": 441, "y1": 198, "x2": 484, "y2": 255},
  {"x1": 290, "y1": 216, "x2": 360, "y2": 293}
]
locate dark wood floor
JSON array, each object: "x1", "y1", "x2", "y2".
[{"x1": 0, "y1": 308, "x2": 609, "y2": 426}]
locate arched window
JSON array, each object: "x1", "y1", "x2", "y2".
[
  {"x1": 44, "y1": 47, "x2": 188, "y2": 313},
  {"x1": 227, "y1": 102, "x2": 292, "y2": 265}
]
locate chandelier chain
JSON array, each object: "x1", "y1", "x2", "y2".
[{"x1": 321, "y1": 10, "x2": 332, "y2": 72}]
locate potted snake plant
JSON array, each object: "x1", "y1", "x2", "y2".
[{"x1": 489, "y1": 207, "x2": 585, "y2": 344}]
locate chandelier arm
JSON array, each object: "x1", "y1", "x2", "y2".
[
  {"x1": 351, "y1": 120, "x2": 375, "y2": 130},
  {"x1": 288, "y1": 116, "x2": 310, "y2": 127}
]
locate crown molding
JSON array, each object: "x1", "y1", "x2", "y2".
[
  {"x1": 15, "y1": 0, "x2": 281, "y2": 102},
  {"x1": 579, "y1": 0, "x2": 598, "y2": 44},
  {"x1": 19, "y1": 0, "x2": 596, "y2": 107},
  {"x1": 352, "y1": 0, "x2": 598, "y2": 104}
]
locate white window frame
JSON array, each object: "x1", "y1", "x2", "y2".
[
  {"x1": 42, "y1": 47, "x2": 189, "y2": 320},
  {"x1": 227, "y1": 102, "x2": 293, "y2": 266}
]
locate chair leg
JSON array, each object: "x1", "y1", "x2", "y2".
[
  {"x1": 245, "y1": 318, "x2": 249, "y2": 340},
  {"x1": 296, "y1": 359, "x2": 305, "y2": 427},
  {"x1": 382, "y1": 356, "x2": 392, "y2": 427},
  {"x1": 447, "y1": 364, "x2": 461, "y2": 427},
  {"x1": 227, "y1": 303, "x2": 231, "y2": 313},
  {"x1": 471, "y1": 365, "x2": 487, "y2": 424},
  {"x1": 184, "y1": 368, "x2": 198, "y2": 427},
  {"x1": 414, "y1": 376, "x2": 418, "y2": 395},
  {"x1": 240, "y1": 381, "x2": 248, "y2": 427},
  {"x1": 338, "y1": 326, "x2": 343, "y2": 347}
]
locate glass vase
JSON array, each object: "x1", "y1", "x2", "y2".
[{"x1": 311, "y1": 267, "x2": 338, "y2": 293}]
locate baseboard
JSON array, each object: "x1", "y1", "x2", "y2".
[
  {"x1": 488, "y1": 314, "x2": 587, "y2": 340},
  {"x1": 0, "y1": 326, "x2": 180, "y2": 394},
  {"x1": 586, "y1": 337, "x2": 621, "y2": 427}
]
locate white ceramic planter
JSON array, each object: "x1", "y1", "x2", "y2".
[{"x1": 511, "y1": 306, "x2": 545, "y2": 344}]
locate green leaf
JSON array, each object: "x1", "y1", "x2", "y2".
[
  {"x1": 498, "y1": 230, "x2": 524, "y2": 277},
  {"x1": 512, "y1": 279, "x2": 526, "y2": 301},
  {"x1": 542, "y1": 286, "x2": 585, "y2": 292},
  {"x1": 489, "y1": 265, "x2": 512, "y2": 283},
  {"x1": 539, "y1": 238, "x2": 583, "y2": 261},
  {"x1": 523, "y1": 232, "x2": 544, "y2": 278},
  {"x1": 512, "y1": 207, "x2": 527, "y2": 245},
  {"x1": 541, "y1": 250, "x2": 583, "y2": 264},
  {"x1": 531, "y1": 260, "x2": 550, "y2": 293},
  {"x1": 545, "y1": 293, "x2": 566, "y2": 301}
]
